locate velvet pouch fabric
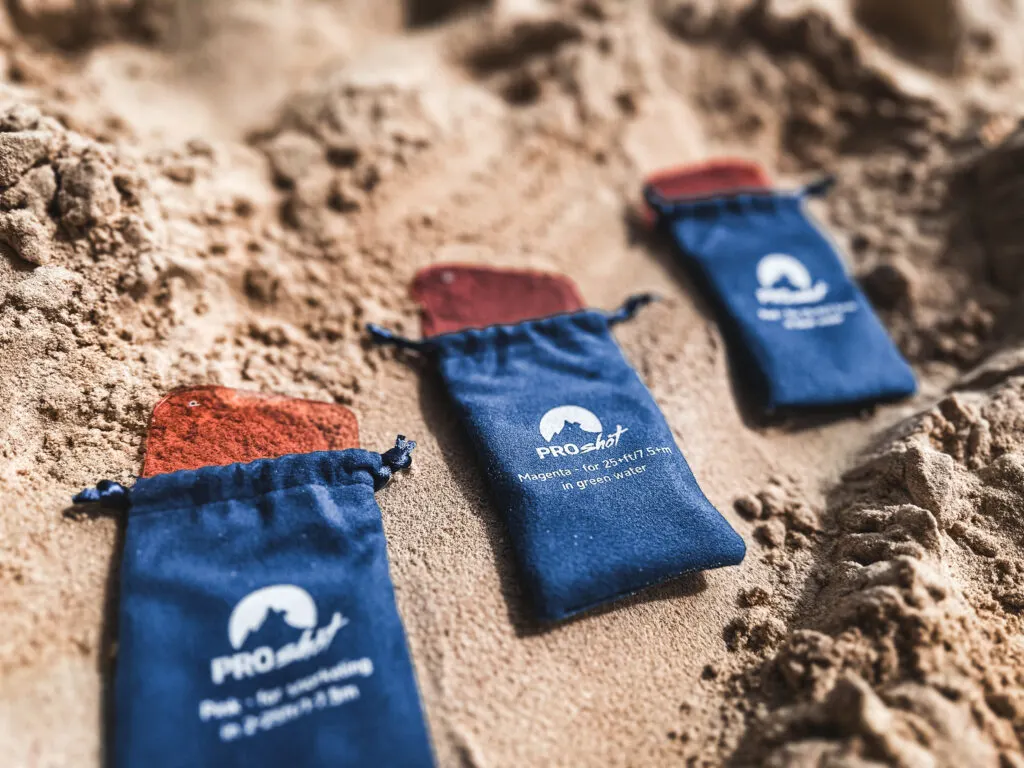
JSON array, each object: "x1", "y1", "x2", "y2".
[
  {"x1": 75, "y1": 439, "x2": 433, "y2": 768},
  {"x1": 646, "y1": 180, "x2": 916, "y2": 411},
  {"x1": 370, "y1": 300, "x2": 745, "y2": 622}
]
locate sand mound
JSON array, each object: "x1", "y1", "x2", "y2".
[{"x1": 714, "y1": 382, "x2": 1024, "y2": 766}]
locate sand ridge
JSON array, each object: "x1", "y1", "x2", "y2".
[{"x1": 2, "y1": 0, "x2": 1024, "y2": 766}]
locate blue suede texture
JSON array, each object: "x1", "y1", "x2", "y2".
[
  {"x1": 431, "y1": 310, "x2": 746, "y2": 622},
  {"x1": 652, "y1": 189, "x2": 917, "y2": 410},
  {"x1": 113, "y1": 449, "x2": 434, "y2": 768}
]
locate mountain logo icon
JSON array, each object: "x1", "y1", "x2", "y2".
[
  {"x1": 539, "y1": 406, "x2": 603, "y2": 442},
  {"x1": 227, "y1": 584, "x2": 318, "y2": 650},
  {"x1": 755, "y1": 253, "x2": 828, "y2": 306}
]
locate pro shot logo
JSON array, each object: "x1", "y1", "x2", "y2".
[
  {"x1": 755, "y1": 253, "x2": 857, "y2": 330},
  {"x1": 210, "y1": 584, "x2": 346, "y2": 685},
  {"x1": 535, "y1": 405, "x2": 628, "y2": 460},
  {"x1": 755, "y1": 253, "x2": 828, "y2": 305}
]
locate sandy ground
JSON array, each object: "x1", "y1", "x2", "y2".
[{"x1": 2, "y1": 0, "x2": 1024, "y2": 765}]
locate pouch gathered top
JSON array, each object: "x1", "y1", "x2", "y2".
[
  {"x1": 370, "y1": 299, "x2": 746, "y2": 622},
  {"x1": 76, "y1": 439, "x2": 434, "y2": 768},
  {"x1": 646, "y1": 179, "x2": 917, "y2": 411}
]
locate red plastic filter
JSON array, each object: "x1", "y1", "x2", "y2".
[
  {"x1": 412, "y1": 264, "x2": 586, "y2": 337},
  {"x1": 142, "y1": 386, "x2": 360, "y2": 477}
]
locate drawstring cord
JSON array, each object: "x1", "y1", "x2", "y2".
[
  {"x1": 72, "y1": 479, "x2": 130, "y2": 510},
  {"x1": 802, "y1": 174, "x2": 836, "y2": 198},
  {"x1": 366, "y1": 324, "x2": 431, "y2": 353},
  {"x1": 607, "y1": 293, "x2": 657, "y2": 326},
  {"x1": 374, "y1": 435, "x2": 416, "y2": 490}
]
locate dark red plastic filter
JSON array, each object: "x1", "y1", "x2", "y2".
[
  {"x1": 412, "y1": 264, "x2": 585, "y2": 337},
  {"x1": 640, "y1": 159, "x2": 772, "y2": 225}
]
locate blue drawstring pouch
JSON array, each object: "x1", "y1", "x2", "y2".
[
  {"x1": 645, "y1": 178, "x2": 917, "y2": 411},
  {"x1": 369, "y1": 298, "x2": 745, "y2": 623},
  {"x1": 74, "y1": 438, "x2": 434, "y2": 768}
]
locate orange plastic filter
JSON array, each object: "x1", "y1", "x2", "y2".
[{"x1": 142, "y1": 386, "x2": 360, "y2": 477}]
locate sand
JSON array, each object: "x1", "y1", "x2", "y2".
[{"x1": 2, "y1": 0, "x2": 1024, "y2": 765}]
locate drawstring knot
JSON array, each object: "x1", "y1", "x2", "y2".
[
  {"x1": 608, "y1": 293, "x2": 657, "y2": 325},
  {"x1": 382, "y1": 435, "x2": 416, "y2": 471},
  {"x1": 72, "y1": 479, "x2": 130, "y2": 510},
  {"x1": 374, "y1": 435, "x2": 417, "y2": 490}
]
